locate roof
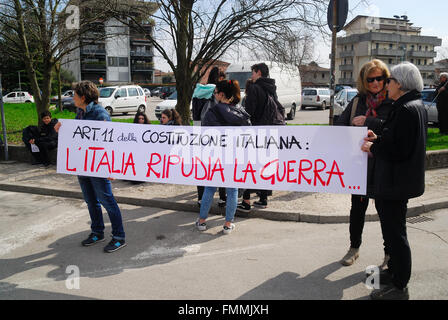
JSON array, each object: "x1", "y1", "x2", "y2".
[{"x1": 343, "y1": 15, "x2": 417, "y2": 31}]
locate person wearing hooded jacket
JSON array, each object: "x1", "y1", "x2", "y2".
[{"x1": 237, "y1": 63, "x2": 275, "y2": 212}]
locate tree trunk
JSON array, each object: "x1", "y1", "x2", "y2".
[{"x1": 56, "y1": 63, "x2": 62, "y2": 112}]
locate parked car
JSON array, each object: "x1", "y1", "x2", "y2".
[
  {"x1": 143, "y1": 88, "x2": 151, "y2": 98},
  {"x1": 2, "y1": 91, "x2": 34, "y2": 103},
  {"x1": 155, "y1": 90, "x2": 179, "y2": 120},
  {"x1": 421, "y1": 88, "x2": 438, "y2": 124},
  {"x1": 98, "y1": 85, "x2": 147, "y2": 115},
  {"x1": 56, "y1": 96, "x2": 77, "y2": 112},
  {"x1": 226, "y1": 61, "x2": 302, "y2": 120},
  {"x1": 332, "y1": 88, "x2": 359, "y2": 122},
  {"x1": 50, "y1": 90, "x2": 74, "y2": 104},
  {"x1": 159, "y1": 86, "x2": 176, "y2": 99},
  {"x1": 151, "y1": 87, "x2": 162, "y2": 97},
  {"x1": 335, "y1": 85, "x2": 352, "y2": 94},
  {"x1": 301, "y1": 88, "x2": 331, "y2": 110}
]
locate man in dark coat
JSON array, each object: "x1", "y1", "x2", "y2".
[{"x1": 436, "y1": 73, "x2": 448, "y2": 134}]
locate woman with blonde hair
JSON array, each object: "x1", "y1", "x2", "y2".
[{"x1": 335, "y1": 59, "x2": 393, "y2": 267}]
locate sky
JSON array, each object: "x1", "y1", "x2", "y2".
[{"x1": 153, "y1": 0, "x2": 448, "y2": 72}]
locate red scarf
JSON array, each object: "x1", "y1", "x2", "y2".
[{"x1": 365, "y1": 89, "x2": 387, "y2": 118}]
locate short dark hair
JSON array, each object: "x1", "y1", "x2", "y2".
[
  {"x1": 40, "y1": 111, "x2": 51, "y2": 119},
  {"x1": 73, "y1": 80, "x2": 99, "y2": 104},
  {"x1": 207, "y1": 66, "x2": 220, "y2": 85},
  {"x1": 251, "y1": 63, "x2": 269, "y2": 78}
]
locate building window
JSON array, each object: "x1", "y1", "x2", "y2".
[
  {"x1": 376, "y1": 43, "x2": 379, "y2": 49},
  {"x1": 322, "y1": 73, "x2": 325, "y2": 79},
  {"x1": 424, "y1": 59, "x2": 427, "y2": 65},
  {"x1": 417, "y1": 59, "x2": 421, "y2": 65},
  {"x1": 119, "y1": 57, "x2": 128, "y2": 67},
  {"x1": 425, "y1": 46, "x2": 428, "y2": 51},
  {"x1": 389, "y1": 43, "x2": 393, "y2": 49},
  {"x1": 108, "y1": 57, "x2": 118, "y2": 66},
  {"x1": 411, "y1": 44, "x2": 415, "y2": 50},
  {"x1": 411, "y1": 59, "x2": 414, "y2": 63},
  {"x1": 351, "y1": 44, "x2": 354, "y2": 50},
  {"x1": 418, "y1": 45, "x2": 422, "y2": 51},
  {"x1": 389, "y1": 58, "x2": 393, "y2": 64}
]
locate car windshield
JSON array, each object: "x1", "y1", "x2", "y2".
[
  {"x1": 347, "y1": 91, "x2": 357, "y2": 102},
  {"x1": 303, "y1": 89, "x2": 317, "y2": 96},
  {"x1": 167, "y1": 91, "x2": 177, "y2": 100},
  {"x1": 100, "y1": 88, "x2": 115, "y2": 98},
  {"x1": 421, "y1": 90, "x2": 435, "y2": 102},
  {"x1": 226, "y1": 72, "x2": 252, "y2": 90}
]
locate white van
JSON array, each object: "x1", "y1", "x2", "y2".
[
  {"x1": 98, "y1": 85, "x2": 147, "y2": 115},
  {"x1": 225, "y1": 61, "x2": 301, "y2": 120}
]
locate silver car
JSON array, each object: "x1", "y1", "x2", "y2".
[
  {"x1": 333, "y1": 88, "x2": 358, "y2": 121},
  {"x1": 421, "y1": 89, "x2": 437, "y2": 124},
  {"x1": 301, "y1": 88, "x2": 331, "y2": 110}
]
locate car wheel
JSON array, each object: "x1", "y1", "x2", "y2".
[
  {"x1": 287, "y1": 105, "x2": 296, "y2": 120},
  {"x1": 105, "y1": 107, "x2": 113, "y2": 116},
  {"x1": 25, "y1": 100, "x2": 31, "y2": 103},
  {"x1": 320, "y1": 102, "x2": 326, "y2": 110},
  {"x1": 138, "y1": 105, "x2": 146, "y2": 113},
  {"x1": 301, "y1": 105, "x2": 306, "y2": 110}
]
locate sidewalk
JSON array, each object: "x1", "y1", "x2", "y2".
[{"x1": 1, "y1": 161, "x2": 448, "y2": 223}]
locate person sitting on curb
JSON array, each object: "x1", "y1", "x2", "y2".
[{"x1": 22, "y1": 111, "x2": 58, "y2": 167}]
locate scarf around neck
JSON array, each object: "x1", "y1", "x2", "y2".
[{"x1": 365, "y1": 89, "x2": 387, "y2": 118}]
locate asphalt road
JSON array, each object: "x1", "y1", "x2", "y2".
[
  {"x1": 110, "y1": 96, "x2": 331, "y2": 125},
  {"x1": 1, "y1": 190, "x2": 447, "y2": 300}
]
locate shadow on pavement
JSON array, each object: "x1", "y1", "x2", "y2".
[{"x1": 237, "y1": 262, "x2": 369, "y2": 300}]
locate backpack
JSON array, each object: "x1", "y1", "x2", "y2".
[{"x1": 260, "y1": 94, "x2": 286, "y2": 125}]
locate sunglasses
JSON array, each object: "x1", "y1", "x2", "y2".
[
  {"x1": 367, "y1": 76, "x2": 385, "y2": 83},
  {"x1": 386, "y1": 77, "x2": 397, "y2": 84}
]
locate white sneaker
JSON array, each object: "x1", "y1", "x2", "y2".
[
  {"x1": 195, "y1": 219, "x2": 206, "y2": 231},
  {"x1": 223, "y1": 223, "x2": 235, "y2": 235}
]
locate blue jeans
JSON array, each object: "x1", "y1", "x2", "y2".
[
  {"x1": 199, "y1": 187, "x2": 238, "y2": 222},
  {"x1": 78, "y1": 176, "x2": 125, "y2": 240}
]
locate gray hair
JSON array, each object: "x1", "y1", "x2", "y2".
[
  {"x1": 440, "y1": 72, "x2": 448, "y2": 79},
  {"x1": 390, "y1": 62, "x2": 424, "y2": 92}
]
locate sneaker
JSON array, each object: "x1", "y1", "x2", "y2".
[
  {"x1": 81, "y1": 233, "x2": 105, "y2": 246},
  {"x1": 195, "y1": 219, "x2": 207, "y2": 231},
  {"x1": 340, "y1": 247, "x2": 360, "y2": 266},
  {"x1": 370, "y1": 285, "x2": 409, "y2": 300},
  {"x1": 236, "y1": 201, "x2": 251, "y2": 213},
  {"x1": 253, "y1": 199, "x2": 267, "y2": 208},
  {"x1": 104, "y1": 238, "x2": 127, "y2": 253},
  {"x1": 218, "y1": 199, "x2": 226, "y2": 208},
  {"x1": 223, "y1": 223, "x2": 235, "y2": 235}
]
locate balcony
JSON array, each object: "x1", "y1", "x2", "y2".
[
  {"x1": 416, "y1": 65, "x2": 436, "y2": 72},
  {"x1": 338, "y1": 78, "x2": 355, "y2": 84},
  {"x1": 80, "y1": 48, "x2": 106, "y2": 56},
  {"x1": 131, "y1": 64, "x2": 154, "y2": 72},
  {"x1": 371, "y1": 48, "x2": 405, "y2": 57},
  {"x1": 130, "y1": 50, "x2": 154, "y2": 58},
  {"x1": 81, "y1": 63, "x2": 107, "y2": 71},
  {"x1": 407, "y1": 50, "x2": 437, "y2": 58},
  {"x1": 339, "y1": 64, "x2": 354, "y2": 71},
  {"x1": 338, "y1": 50, "x2": 354, "y2": 58}
]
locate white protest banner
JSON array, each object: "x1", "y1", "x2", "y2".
[{"x1": 57, "y1": 119, "x2": 367, "y2": 195}]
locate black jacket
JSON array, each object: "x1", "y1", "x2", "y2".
[
  {"x1": 370, "y1": 90, "x2": 428, "y2": 200},
  {"x1": 36, "y1": 118, "x2": 58, "y2": 144},
  {"x1": 202, "y1": 102, "x2": 251, "y2": 126},
  {"x1": 436, "y1": 80, "x2": 448, "y2": 107},
  {"x1": 335, "y1": 94, "x2": 394, "y2": 197},
  {"x1": 244, "y1": 77, "x2": 277, "y2": 125}
]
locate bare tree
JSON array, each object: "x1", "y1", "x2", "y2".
[
  {"x1": 104, "y1": 0, "x2": 333, "y2": 124},
  {"x1": 0, "y1": 0, "x2": 129, "y2": 121}
]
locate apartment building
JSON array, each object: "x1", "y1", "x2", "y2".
[
  {"x1": 299, "y1": 62, "x2": 330, "y2": 87},
  {"x1": 336, "y1": 16, "x2": 442, "y2": 87},
  {"x1": 64, "y1": 14, "x2": 156, "y2": 85}
]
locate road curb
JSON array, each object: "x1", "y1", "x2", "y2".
[{"x1": 1, "y1": 183, "x2": 447, "y2": 224}]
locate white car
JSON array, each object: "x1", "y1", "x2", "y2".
[
  {"x1": 3, "y1": 91, "x2": 34, "y2": 104},
  {"x1": 333, "y1": 88, "x2": 358, "y2": 121},
  {"x1": 98, "y1": 85, "x2": 147, "y2": 115},
  {"x1": 301, "y1": 88, "x2": 331, "y2": 110}
]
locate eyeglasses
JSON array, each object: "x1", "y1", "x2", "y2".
[
  {"x1": 367, "y1": 76, "x2": 385, "y2": 83},
  {"x1": 386, "y1": 77, "x2": 397, "y2": 84}
]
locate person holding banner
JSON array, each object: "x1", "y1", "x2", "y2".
[
  {"x1": 54, "y1": 81, "x2": 127, "y2": 253},
  {"x1": 336, "y1": 59, "x2": 394, "y2": 267},
  {"x1": 436, "y1": 73, "x2": 448, "y2": 134},
  {"x1": 362, "y1": 62, "x2": 427, "y2": 300},
  {"x1": 196, "y1": 79, "x2": 251, "y2": 234},
  {"x1": 133, "y1": 112, "x2": 150, "y2": 124}
]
